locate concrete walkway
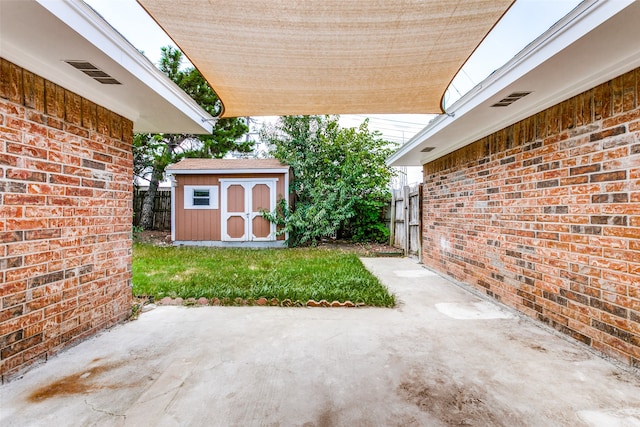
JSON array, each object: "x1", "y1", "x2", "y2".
[{"x1": 1, "y1": 257, "x2": 640, "y2": 426}]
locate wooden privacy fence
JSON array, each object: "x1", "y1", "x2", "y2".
[
  {"x1": 389, "y1": 184, "x2": 422, "y2": 258},
  {"x1": 133, "y1": 188, "x2": 171, "y2": 230},
  {"x1": 132, "y1": 186, "x2": 422, "y2": 238}
]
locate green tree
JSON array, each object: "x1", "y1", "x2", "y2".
[
  {"x1": 261, "y1": 115, "x2": 395, "y2": 246},
  {"x1": 136, "y1": 47, "x2": 251, "y2": 229}
]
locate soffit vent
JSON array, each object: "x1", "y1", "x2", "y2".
[
  {"x1": 421, "y1": 146, "x2": 436, "y2": 152},
  {"x1": 65, "y1": 60, "x2": 122, "y2": 85},
  {"x1": 491, "y1": 91, "x2": 531, "y2": 107}
]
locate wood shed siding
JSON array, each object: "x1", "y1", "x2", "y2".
[
  {"x1": 227, "y1": 185, "x2": 244, "y2": 212},
  {"x1": 252, "y1": 184, "x2": 272, "y2": 238},
  {"x1": 175, "y1": 175, "x2": 221, "y2": 241},
  {"x1": 174, "y1": 172, "x2": 287, "y2": 242}
]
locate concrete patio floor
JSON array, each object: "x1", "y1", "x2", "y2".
[{"x1": 1, "y1": 257, "x2": 640, "y2": 426}]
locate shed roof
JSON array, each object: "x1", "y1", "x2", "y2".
[
  {"x1": 167, "y1": 158, "x2": 289, "y2": 174},
  {"x1": 137, "y1": 0, "x2": 513, "y2": 118}
]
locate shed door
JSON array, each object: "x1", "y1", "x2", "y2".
[{"x1": 221, "y1": 180, "x2": 276, "y2": 242}]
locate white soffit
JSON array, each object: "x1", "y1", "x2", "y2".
[
  {"x1": 388, "y1": 0, "x2": 640, "y2": 167},
  {"x1": 0, "y1": 0, "x2": 213, "y2": 134},
  {"x1": 138, "y1": 0, "x2": 513, "y2": 118}
]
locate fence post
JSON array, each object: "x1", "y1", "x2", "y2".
[
  {"x1": 403, "y1": 185, "x2": 410, "y2": 255},
  {"x1": 389, "y1": 190, "x2": 396, "y2": 246}
]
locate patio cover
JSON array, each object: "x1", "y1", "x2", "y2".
[{"x1": 138, "y1": 0, "x2": 512, "y2": 118}]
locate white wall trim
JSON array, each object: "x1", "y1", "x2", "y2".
[
  {"x1": 169, "y1": 174, "x2": 177, "y2": 242},
  {"x1": 220, "y1": 179, "x2": 278, "y2": 242},
  {"x1": 172, "y1": 240, "x2": 287, "y2": 248},
  {"x1": 283, "y1": 171, "x2": 290, "y2": 242},
  {"x1": 183, "y1": 185, "x2": 219, "y2": 210},
  {"x1": 218, "y1": 178, "x2": 279, "y2": 183}
]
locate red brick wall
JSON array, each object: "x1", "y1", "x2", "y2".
[
  {"x1": 422, "y1": 68, "x2": 640, "y2": 366},
  {"x1": 0, "y1": 59, "x2": 133, "y2": 381}
]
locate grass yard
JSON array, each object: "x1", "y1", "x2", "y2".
[{"x1": 132, "y1": 243, "x2": 395, "y2": 307}]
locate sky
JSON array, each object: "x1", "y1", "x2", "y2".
[{"x1": 84, "y1": 0, "x2": 580, "y2": 183}]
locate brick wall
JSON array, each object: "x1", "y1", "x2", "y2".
[
  {"x1": 422, "y1": 68, "x2": 640, "y2": 366},
  {"x1": 0, "y1": 59, "x2": 133, "y2": 381}
]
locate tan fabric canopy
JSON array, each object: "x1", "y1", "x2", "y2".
[{"x1": 138, "y1": 0, "x2": 512, "y2": 118}]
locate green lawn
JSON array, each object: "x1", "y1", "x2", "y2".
[{"x1": 132, "y1": 243, "x2": 395, "y2": 307}]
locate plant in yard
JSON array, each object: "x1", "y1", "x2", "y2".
[
  {"x1": 261, "y1": 115, "x2": 396, "y2": 246},
  {"x1": 130, "y1": 302, "x2": 142, "y2": 320},
  {"x1": 132, "y1": 225, "x2": 144, "y2": 241},
  {"x1": 345, "y1": 198, "x2": 392, "y2": 243}
]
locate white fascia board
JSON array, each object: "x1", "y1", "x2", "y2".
[
  {"x1": 35, "y1": 0, "x2": 214, "y2": 133},
  {"x1": 168, "y1": 168, "x2": 290, "y2": 175},
  {"x1": 388, "y1": 0, "x2": 634, "y2": 167}
]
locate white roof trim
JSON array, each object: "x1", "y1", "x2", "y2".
[
  {"x1": 388, "y1": 0, "x2": 638, "y2": 167},
  {"x1": 8, "y1": 0, "x2": 214, "y2": 133},
  {"x1": 168, "y1": 168, "x2": 290, "y2": 175}
]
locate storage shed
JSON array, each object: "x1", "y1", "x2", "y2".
[{"x1": 167, "y1": 159, "x2": 290, "y2": 247}]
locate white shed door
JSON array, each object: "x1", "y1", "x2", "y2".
[{"x1": 221, "y1": 180, "x2": 276, "y2": 242}]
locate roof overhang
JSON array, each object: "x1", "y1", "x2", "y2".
[
  {"x1": 388, "y1": 0, "x2": 640, "y2": 167},
  {"x1": 167, "y1": 158, "x2": 290, "y2": 175},
  {"x1": 169, "y1": 168, "x2": 290, "y2": 175},
  {"x1": 138, "y1": 0, "x2": 513, "y2": 118},
  {"x1": 0, "y1": 0, "x2": 214, "y2": 134}
]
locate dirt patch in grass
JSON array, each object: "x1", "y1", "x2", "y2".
[
  {"x1": 315, "y1": 238, "x2": 403, "y2": 257},
  {"x1": 135, "y1": 231, "x2": 402, "y2": 257},
  {"x1": 135, "y1": 230, "x2": 172, "y2": 245}
]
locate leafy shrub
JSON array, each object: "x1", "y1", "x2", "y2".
[{"x1": 261, "y1": 115, "x2": 395, "y2": 246}]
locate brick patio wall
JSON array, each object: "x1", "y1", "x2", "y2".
[
  {"x1": 422, "y1": 68, "x2": 640, "y2": 366},
  {"x1": 0, "y1": 59, "x2": 133, "y2": 381}
]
